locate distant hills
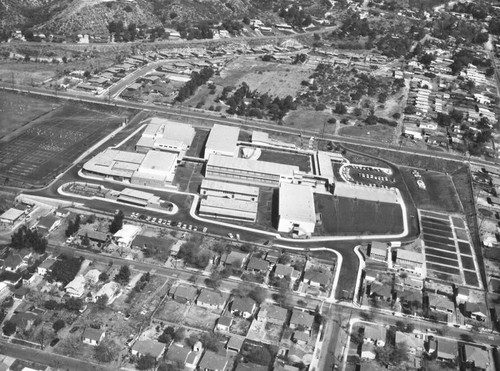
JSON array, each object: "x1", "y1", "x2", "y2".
[{"x1": 0, "y1": 0, "x2": 285, "y2": 36}]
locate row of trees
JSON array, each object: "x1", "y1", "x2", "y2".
[
  {"x1": 278, "y1": 5, "x2": 313, "y2": 27},
  {"x1": 11, "y1": 225, "x2": 47, "y2": 254},
  {"x1": 177, "y1": 242, "x2": 210, "y2": 269},
  {"x1": 176, "y1": 67, "x2": 214, "y2": 102}
]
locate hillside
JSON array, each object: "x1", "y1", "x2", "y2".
[{"x1": 0, "y1": 0, "x2": 328, "y2": 36}]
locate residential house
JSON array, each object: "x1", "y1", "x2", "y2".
[
  {"x1": 235, "y1": 362, "x2": 268, "y2": 371},
  {"x1": 369, "y1": 242, "x2": 388, "y2": 262},
  {"x1": 82, "y1": 328, "x2": 105, "y2": 346},
  {"x1": 3, "y1": 249, "x2": 31, "y2": 272},
  {"x1": 463, "y1": 302, "x2": 488, "y2": 322},
  {"x1": 196, "y1": 289, "x2": 227, "y2": 312},
  {"x1": 455, "y1": 287, "x2": 470, "y2": 304},
  {"x1": 170, "y1": 285, "x2": 198, "y2": 303},
  {"x1": 113, "y1": 225, "x2": 141, "y2": 249},
  {"x1": 289, "y1": 309, "x2": 314, "y2": 332},
  {"x1": 293, "y1": 331, "x2": 309, "y2": 345},
  {"x1": 65, "y1": 275, "x2": 86, "y2": 298},
  {"x1": 226, "y1": 336, "x2": 244, "y2": 352},
  {"x1": 370, "y1": 282, "x2": 393, "y2": 302},
  {"x1": 77, "y1": 230, "x2": 109, "y2": 245},
  {"x1": 463, "y1": 344, "x2": 489, "y2": 370},
  {"x1": 258, "y1": 304, "x2": 288, "y2": 325},
  {"x1": 36, "y1": 214, "x2": 61, "y2": 234},
  {"x1": 198, "y1": 351, "x2": 228, "y2": 371},
  {"x1": 274, "y1": 264, "x2": 300, "y2": 284},
  {"x1": 216, "y1": 316, "x2": 233, "y2": 332},
  {"x1": 437, "y1": 339, "x2": 457, "y2": 361},
  {"x1": 222, "y1": 251, "x2": 248, "y2": 268},
  {"x1": 246, "y1": 257, "x2": 269, "y2": 273},
  {"x1": 0, "y1": 282, "x2": 10, "y2": 300},
  {"x1": 93, "y1": 282, "x2": 120, "y2": 304},
  {"x1": 0, "y1": 271, "x2": 22, "y2": 286},
  {"x1": 166, "y1": 344, "x2": 200, "y2": 369},
  {"x1": 37, "y1": 257, "x2": 56, "y2": 276},
  {"x1": 395, "y1": 249, "x2": 424, "y2": 275},
  {"x1": 303, "y1": 268, "x2": 330, "y2": 288},
  {"x1": 230, "y1": 297, "x2": 257, "y2": 319},
  {"x1": 428, "y1": 294, "x2": 454, "y2": 313},
  {"x1": 12, "y1": 286, "x2": 29, "y2": 300},
  {"x1": 132, "y1": 340, "x2": 166, "y2": 360},
  {"x1": 363, "y1": 325, "x2": 386, "y2": 347},
  {"x1": 84, "y1": 269, "x2": 101, "y2": 285},
  {"x1": 265, "y1": 250, "x2": 280, "y2": 264}
]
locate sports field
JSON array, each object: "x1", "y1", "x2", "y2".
[
  {"x1": 315, "y1": 194, "x2": 404, "y2": 235},
  {"x1": 0, "y1": 104, "x2": 122, "y2": 186},
  {"x1": 420, "y1": 210, "x2": 481, "y2": 288}
]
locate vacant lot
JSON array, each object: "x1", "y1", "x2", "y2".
[
  {"x1": 0, "y1": 103, "x2": 122, "y2": 186},
  {"x1": 156, "y1": 300, "x2": 187, "y2": 323},
  {"x1": 401, "y1": 168, "x2": 462, "y2": 213},
  {"x1": 340, "y1": 123, "x2": 395, "y2": 144},
  {"x1": 0, "y1": 91, "x2": 61, "y2": 140},
  {"x1": 283, "y1": 110, "x2": 335, "y2": 135},
  {"x1": 316, "y1": 194, "x2": 404, "y2": 235},
  {"x1": 215, "y1": 56, "x2": 311, "y2": 98},
  {"x1": 183, "y1": 305, "x2": 219, "y2": 331}
]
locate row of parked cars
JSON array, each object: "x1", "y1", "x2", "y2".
[{"x1": 129, "y1": 212, "x2": 208, "y2": 233}]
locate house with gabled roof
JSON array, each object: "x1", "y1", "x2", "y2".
[
  {"x1": 289, "y1": 309, "x2": 314, "y2": 331},
  {"x1": 196, "y1": 289, "x2": 228, "y2": 312},
  {"x1": 132, "y1": 340, "x2": 166, "y2": 360},
  {"x1": 246, "y1": 257, "x2": 269, "y2": 273},
  {"x1": 37, "y1": 257, "x2": 56, "y2": 276},
  {"x1": 463, "y1": 302, "x2": 488, "y2": 322},
  {"x1": 65, "y1": 275, "x2": 86, "y2": 298},
  {"x1": 428, "y1": 293, "x2": 454, "y2": 314},
  {"x1": 274, "y1": 264, "x2": 300, "y2": 283},
  {"x1": 363, "y1": 325, "x2": 386, "y2": 347},
  {"x1": 216, "y1": 316, "x2": 233, "y2": 332},
  {"x1": 222, "y1": 251, "x2": 248, "y2": 268},
  {"x1": 170, "y1": 284, "x2": 198, "y2": 303},
  {"x1": 304, "y1": 268, "x2": 330, "y2": 287},
  {"x1": 36, "y1": 214, "x2": 61, "y2": 234},
  {"x1": 230, "y1": 297, "x2": 257, "y2": 319},
  {"x1": 198, "y1": 351, "x2": 228, "y2": 371},
  {"x1": 226, "y1": 336, "x2": 243, "y2": 352},
  {"x1": 437, "y1": 339, "x2": 457, "y2": 361},
  {"x1": 265, "y1": 250, "x2": 280, "y2": 264},
  {"x1": 258, "y1": 304, "x2": 288, "y2": 325},
  {"x1": 463, "y1": 344, "x2": 489, "y2": 370},
  {"x1": 82, "y1": 327, "x2": 105, "y2": 346}
]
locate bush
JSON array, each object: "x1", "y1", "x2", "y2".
[
  {"x1": 53, "y1": 319, "x2": 65, "y2": 332},
  {"x1": 3, "y1": 321, "x2": 16, "y2": 336}
]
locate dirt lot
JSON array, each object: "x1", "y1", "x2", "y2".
[
  {"x1": 340, "y1": 123, "x2": 396, "y2": 144},
  {"x1": 283, "y1": 110, "x2": 335, "y2": 136},
  {"x1": 400, "y1": 167, "x2": 463, "y2": 213},
  {"x1": 214, "y1": 56, "x2": 312, "y2": 98},
  {"x1": 155, "y1": 300, "x2": 188, "y2": 324},
  {"x1": 183, "y1": 305, "x2": 219, "y2": 331},
  {"x1": 230, "y1": 317, "x2": 252, "y2": 336}
]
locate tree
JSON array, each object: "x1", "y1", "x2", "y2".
[
  {"x1": 115, "y1": 265, "x2": 130, "y2": 285},
  {"x1": 65, "y1": 297, "x2": 83, "y2": 311},
  {"x1": 53, "y1": 319, "x2": 65, "y2": 332},
  {"x1": 3, "y1": 321, "x2": 16, "y2": 336},
  {"x1": 109, "y1": 211, "x2": 124, "y2": 234},
  {"x1": 81, "y1": 233, "x2": 90, "y2": 247},
  {"x1": 99, "y1": 272, "x2": 109, "y2": 282},
  {"x1": 249, "y1": 286, "x2": 268, "y2": 304},
  {"x1": 334, "y1": 102, "x2": 347, "y2": 114},
  {"x1": 11, "y1": 225, "x2": 47, "y2": 254},
  {"x1": 94, "y1": 339, "x2": 118, "y2": 363},
  {"x1": 44, "y1": 299, "x2": 59, "y2": 310},
  {"x1": 136, "y1": 353, "x2": 156, "y2": 370},
  {"x1": 375, "y1": 343, "x2": 409, "y2": 366},
  {"x1": 96, "y1": 294, "x2": 108, "y2": 309},
  {"x1": 404, "y1": 105, "x2": 416, "y2": 114}
]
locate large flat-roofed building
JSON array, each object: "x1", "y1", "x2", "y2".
[
  {"x1": 83, "y1": 149, "x2": 144, "y2": 180},
  {"x1": 200, "y1": 179, "x2": 259, "y2": 202},
  {"x1": 199, "y1": 196, "x2": 258, "y2": 222},
  {"x1": 131, "y1": 150, "x2": 177, "y2": 187},
  {"x1": 204, "y1": 124, "x2": 240, "y2": 159},
  {"x1": 0, "y1": 208, "x2": 25, "y2": 225},
  {"x1": 135, "y1": 118, "x2": 195, "y2": 157},
  {"x1": 83, "y1": 149, "x2": 177, "y2": 187},
  {"x1": 206, "y1": 154, "x2": 299, "y2": 187},
  {"x1": 278, "y1": 183, "x2": 316, "y2": 236},
  {"x1": 117, "y1": 188, "x2": 161, "y2": 207}
]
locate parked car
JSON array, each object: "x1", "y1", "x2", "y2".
[{"x1": 50, "y1": 338, "x2": 60, "y2": 347}]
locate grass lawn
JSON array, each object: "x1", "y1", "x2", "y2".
[
  {"x1": 186, "y1": 129, "x2": 210, "y2": 158},
  {"x1": 315, "y1": 194, "x2": 404, "y2": 235},
  {"x1": 257, "y1": 149, "x2": 312, "y2": 172},
  {"x1": 454, "y1": 228, "x2": 468, "y2": 241},
  {"x1": 457, "y1": 241, "x2": 472, "y2": 255},
  {"x1": 173, "y1": 162, "x2": 204, "y2": 193},
  {"x1": 401, "y1": 168, "x2": 462, "y2": 213},
  {"x1": 461, "y1": 256, "x2": 475, "y2": 270},
  {"x1": 283, "y1": 110, "x2": 334, "y2": 135}
]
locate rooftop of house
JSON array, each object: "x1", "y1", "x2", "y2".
[
  {"x1": 227, "y1": 336, "x2": 243, "y2": 351},
  {"x1": 171, "y1": 285, "x2": 198, "y2": 301},
  {"x1": 275, "y1": 264, "x2": 294, "y2": 277},
  {"x1": 231, "y1": 297, "x2": 257, "y2": 314},
  {"x1": 82, "y1": 327, "x2": 104, "y2": 341},
  {"x1": 290, "y1": 309, "x2": 314, "y2": 328},
  {"x1": 464, "y1": 301, "x2": 487, "y2": 315},
  {"x1": 197, "y1": 289, "x2": 228, "y2": 307},
  {"x1": 166, "y1": 344, "x2": 190, "y2": 364},
  {"x1": 246, "y1": 257, "x2": 269, "y2": 272},
  {"x1": 304, "y1": 268, "x2": 330, "y2": 285},
  {"x1": 198, "y1": 351, "x2": 228, "y2": 371},
  {"x1": 260, "y1": 304, "x2": 288, "y2": 322},
  {"x1": 132, "y1": 340, "x2": 165, "y2": 358}
]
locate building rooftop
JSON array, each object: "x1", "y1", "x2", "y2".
[
  {"x1": 171, "y1": 285, "x2": 198, "y2": 301},
  {"x1": 260, "y1": 304, "x2": 288, "y2": 322},
  {"x1": 207, "y1": 154, "x2": 299, "y2": 177},
  {"x1": 132, "y1": 340, "x2": 165, "y2": 358},
  {"x1": 0, "y1": 208, "x2": 24, "y2": 222},
  {"x1": 396, "y1": 249, "x2": 424, "y2": 264},
  {"x1": 279, "y1": 183, "x2": 316, "y2": 224},
  {"x1": 247, "y1": 257, "x2": 269, "y2": 272},
  {"x1": 198, "y1": 351, "x2": 228, "y2": 371},
  {"x1": 82, "y1": 327, "x2": 104, "y2": 342},
  {"x1": 231, "y1": 297, "x2": 256, "y2": 314},
  {"x1": 290, "y1": 309, "x2": 314, "y2": 328},
  {"x1": 200, "y1": 197, "x2": 258, "y2": 213},
  {"x1": 201, "y1": 179, "x2": 259, "y2": 197},
  {"x1": 197, "y1": 289, "x2": 227, "y2": 307},
  {"x1": 205, "y1": 124, "x2": 240, "y2": 157},
  {"x1": 166, "y1": 344, "x2": 190, "y2": 364},
  {"x1": 37, "y1": 214, "x2": 59, "y2": 230}
]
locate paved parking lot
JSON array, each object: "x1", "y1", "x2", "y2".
[{"x1": 420, "y1": 210, "x2": 481, "y2": 288}]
